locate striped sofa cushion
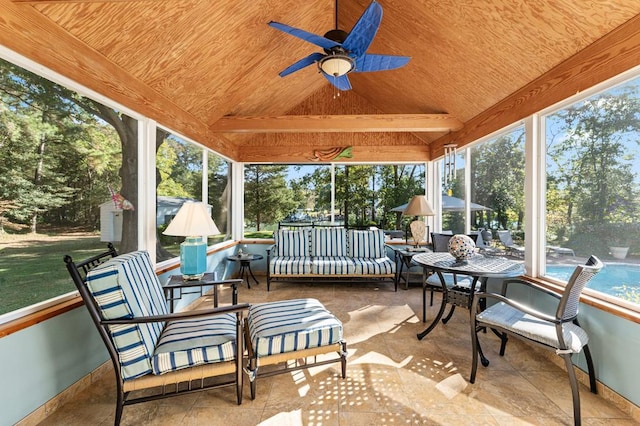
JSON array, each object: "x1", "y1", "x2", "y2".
[
  {"x1": 352, "y1": 257, "x2": 396, "y2": 275},
  {"x1": 310, "y1": 228, "x2": 347, "y2": 257},
  {"x1": 311, "y1": 256, "x2": 356, "y2": 274},
  {"x1": 152, "y1": 314, "x2": 237, "y2": 374},
  {"x1": 86, "y1": 251, "x2": 167, "y2": 380},
  {"x1": 275, "y1": 229, "x2": 310, "y2": 257},
  {"x1": 248, "y1": 298, "x2": 343, "y2": 357},
  {"x1": 348, "y1": 229, "x2": 386, "y2": 258},
  {"x1": 269, "y1": 256, "x2": 313, "y2": 275}
]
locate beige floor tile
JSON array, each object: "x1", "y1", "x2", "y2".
[{"x1": 36, "y1": 279, "x2": 637, "y2": 426}]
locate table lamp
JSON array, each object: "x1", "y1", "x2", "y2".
[
  {"x1": 403, "y1": 195, "x2": 435, "y2": 248},
  {"x1": 163, "y1": 201, "x2": 220, "y2": 280}
]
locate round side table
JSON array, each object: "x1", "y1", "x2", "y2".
[{"x1": 227, "y1": 254, "x2": 263, "y2": 288}]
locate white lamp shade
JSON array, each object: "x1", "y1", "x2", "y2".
[
  {"x1": 403, "y1": 195, "x2": 435, "y2": 216},
  {"x1": 163, "y1": 201, "x2": 220, "y2": 237}
]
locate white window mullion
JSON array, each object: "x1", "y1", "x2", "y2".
[
  {"x1": 464, "y1": 147, "x2": 471, "y2": 234},
  {"x1": 139, "y1": 118, "x2": 157, "y2": 261},
  {"x1": 231, "y1": 162, "x2": 245, "y2": 240},
  {"x1": 524, "y1": 115, "x2": 543, "y2": 277},
  {"x1": 202, "y1": 150, "x2": 209, "y2": 203}
]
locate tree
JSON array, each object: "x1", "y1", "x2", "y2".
[
  {"x1": 547, "y1": 90, "x2": 640, "y2": 227},
  {"x1": 470, "y1": 130, "x2": 526, "y2": 230},
  {"x1": 244, "y1": 165, "x2": 295, "y2": 231},
  {"x1": 377, "y1": 165, "x2": 425, "y2": 229},
  {"x1": 0, "y1": 58, "x2": 171, "y2": 255}
]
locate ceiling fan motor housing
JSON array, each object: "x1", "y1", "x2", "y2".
[{"x1": 323, "y1": 29, "x2": 349, "y2": 44}]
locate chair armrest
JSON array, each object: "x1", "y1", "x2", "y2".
[
  {"x1": 471, "y1": 292, "x2": 559, "y2": 323},
  {"x1": 102, "y1": 303, "x2": 250, "y2": 325},
  {"x1": 266, "y1": 244, "x2": 276, "y2": 256}
]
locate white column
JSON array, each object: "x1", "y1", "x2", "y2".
[
  {"x1": 139, "y1": 118, "x2": 157, "y2": 262},
  {"x1": 231, "y1": 162, "x2": 245, "y2": 240}
]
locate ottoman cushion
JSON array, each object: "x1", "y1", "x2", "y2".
[{"x1": 248, "y1": 298, "x2": 343, "y2": 357}]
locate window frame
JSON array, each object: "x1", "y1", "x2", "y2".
[{"x1": 535, "y1": 66, "x2": 640, "y2": 312}]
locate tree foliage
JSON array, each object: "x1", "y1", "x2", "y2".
[
  {"x1": 470, "y1": 130, "x2": 526, "y2": 230},
  {"x1": 244, "y1": 165, "x2": 295, "y2": 230}
]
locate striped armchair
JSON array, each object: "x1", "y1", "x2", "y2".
[{"x1": 65, "y1": 247, "x2": 249, "y2": 426}]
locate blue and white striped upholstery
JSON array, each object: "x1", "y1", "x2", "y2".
[
  {"x1": 269, "y1": 256, "x2": 313, "y2": 275},
  {"x1": 348, "y1": 229, "x2": 386, "y2": 258},
  {"x1": 476, "y1": 302, "x2": 589, "y2": 353},
  {"x1": 352, "y1": 257, "x2": 395, "y2": 275},
  {"x1": 86, "y1": 251, "x2": 167, "y2": 380},
  {"x1": 86, "y1": 250, "x2": 239, "y2": 379},
  {"x1": 248, "y1": 298, "x2": 343, "y2": 357},
  {"x1": 153, "y1": 314, "x2": 237, "y2": 374},
  {"x1": 275, "y1": 229, "x2": 310, "y2": 257},
  {"x1": 311, "y1": 256, "x2": 356, "y2": 274},
  {"x1": 310, "y1": 228, "x2": 347, "y2": 257}
]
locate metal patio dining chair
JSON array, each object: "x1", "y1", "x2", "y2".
[{"x1": 470, "y1": 255, "x2": 603, "y2": 426}]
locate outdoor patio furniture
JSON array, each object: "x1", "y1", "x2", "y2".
[
  {"x1": 423, "y1": 233, "x2": 475, "y2": 308},
  {"x1": 266, "y1": 228, "x2": 398, "y2": 291},
  {"x1": 497, "y1": 230, "x2": 525, "y2": 257},
  {"x1": 472, "y1": 230, "x2": 505, "y2": 256},
  {"x1": 547, "y1": 245, "x2": 576, "y2": 257},
  {"x1": 64, "y1": 245, "x2": 249, "y2": 425},
  {"x1": 470, "y1": 255, "x2": 603, "y2": 426},
  {"x1": 244, "y1": 298, "x2": 347, "y2": 399}
]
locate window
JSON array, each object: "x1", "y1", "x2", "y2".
[
  {"x1": 442, "y1": 149, "x2": 466, "y2": 234},
  {"x1": 207, "y1": 150, "x2": 231, "y2": 244},
  {"x1": 243, "y1": 164, "x2": 331, "y2": 237},
  {"x1": 469, "y1": 126, "x2": 525, "y2": 244},
  {"x1": 0, "y1": 57, "x2": 139, "y2": 319},
  {"x1": 156, "y1": 133, "x2": 231, "y2": 262},
  {"x1": 543, "y1": 76, "x2": 640, "y2": 308},
  {"x1": 242, "y1": 163, "x2": 426, "y2": 237}
]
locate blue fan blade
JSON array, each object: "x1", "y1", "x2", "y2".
[
  {"x1": 279, "y1": 52, "x2": 325, "y2": 77},
  {"x1": 322, "y1": 73, "x2": 352, "y2": 91},
  {"x1": 342, "y1": 1, "x2": 383, "y2": 57},
  {"x1": 354, "y1": 54, "x2": 410, "y2": 72},
  {"x1": 269, "y1": 21, "x2": 340, "y2": 50}
]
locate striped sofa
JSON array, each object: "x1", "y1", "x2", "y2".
[{"x1": 266, "y1": 228, "x2": 398, "y2": 291}]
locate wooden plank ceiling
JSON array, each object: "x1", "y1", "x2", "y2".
[{"x1": 2, "y1": 0, "x2": 640, "y2": 162}]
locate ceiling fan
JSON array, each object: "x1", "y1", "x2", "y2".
[{"x1": 269, "y1": 0, "x2": 410, "y2": 91}]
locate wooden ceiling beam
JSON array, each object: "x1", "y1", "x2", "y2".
[{"x1": 211, "y1": 114, "x2": 463, "y2": 133}]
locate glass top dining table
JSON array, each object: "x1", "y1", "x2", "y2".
[{"x1": 411, "y1": 252, "x2": 525, "y2": 340}]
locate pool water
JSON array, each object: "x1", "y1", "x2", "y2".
[{"x1": 546, "y1": 263, "x2": 640, "y2": 298}]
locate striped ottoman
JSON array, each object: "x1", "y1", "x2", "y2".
[{"x1": 245, "y1": 298, "x2": 347, "y2": 399}]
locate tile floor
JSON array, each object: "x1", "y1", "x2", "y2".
[{"x1": 38, "y1": 279, "x2": 637, "y2": 425}]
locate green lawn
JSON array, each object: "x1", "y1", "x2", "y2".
[{"x1": 0, "y1": 235, "x2": 113, "y2": 316}]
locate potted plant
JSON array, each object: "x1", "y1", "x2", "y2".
[{"x1": 606, "y1": 223, "x2": 632, "y2": 260}]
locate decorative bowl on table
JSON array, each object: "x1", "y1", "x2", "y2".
[{"x1": 448, "y1": 234, "x2": 476, "y2": 264}]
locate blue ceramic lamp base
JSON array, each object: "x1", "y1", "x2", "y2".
[{"x1": 180, "y1": 236, "x2": 207, "y2": 280}]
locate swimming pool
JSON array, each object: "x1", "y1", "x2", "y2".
[{"x1": 545, "y1": 263, "x2": 640, "y2": 299}]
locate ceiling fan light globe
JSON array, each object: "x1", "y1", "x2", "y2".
[{"x1": 319, "y1": 55, "x2": 354, "y2": 77}]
